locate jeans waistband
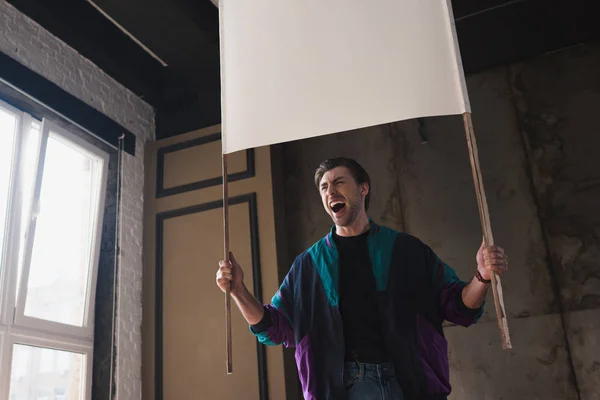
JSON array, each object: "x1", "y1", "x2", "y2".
[{"x1": 344, "y1": 361, "x2": 396, "y2": 381}]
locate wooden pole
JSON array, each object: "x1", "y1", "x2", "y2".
[
  {"x1": 463, "y1": 112, "x2": 512, "y2": 350},
  {"x1": 223, "y1": 153, "x2": 233, "y2": 373}
]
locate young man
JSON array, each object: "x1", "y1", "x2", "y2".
[{"x1": 216, "y1": 158, "x2": 508, "y2": 400}]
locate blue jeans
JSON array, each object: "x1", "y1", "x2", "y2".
[{"x1": 344, "y1": 362, "x2": 404, "y2": 400}]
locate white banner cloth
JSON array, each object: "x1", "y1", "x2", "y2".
[{"x1": 219, "y1": 0, "x2": 470, "y2": 154}]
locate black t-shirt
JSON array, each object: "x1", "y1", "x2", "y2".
[{"x1": 334, "y1": 230, "x2": 389, "y2": 363}]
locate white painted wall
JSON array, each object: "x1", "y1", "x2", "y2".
[{"x1": 0, "y1": 1, "x2": 153, "y2": 399}]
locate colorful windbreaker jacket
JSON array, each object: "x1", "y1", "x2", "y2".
[{"x1": 251, "y1": 221, "x2": 484, "y2": 400}]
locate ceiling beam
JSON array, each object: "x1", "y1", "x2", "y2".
[
  {"x1": 456, "y1": 0, "x2": 599, "y2": 74},
  {"x1": 7, "y1": 0, "x2": 165, "y2": 106}
]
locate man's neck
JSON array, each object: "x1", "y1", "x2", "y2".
[{"x1": 335, "y1": 214, "x2": 370, "y2": 237}]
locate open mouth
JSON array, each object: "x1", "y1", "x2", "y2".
[{"x1": 330, "y1": 201, "x2": 346, "y2": 214}]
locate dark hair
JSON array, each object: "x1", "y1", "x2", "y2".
[{"x1": 314, "y1": 158, "x2": 371, "y2": 211}]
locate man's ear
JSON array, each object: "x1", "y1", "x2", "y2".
[{"x1": 361, "y1": 182, "x2": 369, "y2": 196}]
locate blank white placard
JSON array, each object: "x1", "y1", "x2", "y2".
[{"x1": 219, "y1": 0, "x2": 470, "y2": 154}]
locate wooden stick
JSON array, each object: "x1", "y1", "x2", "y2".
[
  {"x1": 222, "y1": 153, "x2": 233, "y2": 373},
  {"x1": 463, "y1": 112, "x2": 512, "y2": 350}
]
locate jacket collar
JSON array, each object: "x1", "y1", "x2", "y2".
[{"x1": 325, "y1": 218, "x2": 379, "y2": 248}]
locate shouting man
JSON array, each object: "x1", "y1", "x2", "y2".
[{"x1": 216, "y1": 158, "x2": 508, "y2": 400}]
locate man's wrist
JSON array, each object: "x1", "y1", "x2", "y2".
[
  {"x1": 231, "y1": 283, "x2": 249, "y2": 299},
  {"x1": 474, "y1": 267, "x2": 491, "y2": 284}
]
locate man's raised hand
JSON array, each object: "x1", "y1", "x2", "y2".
[{"x1": 216, "y1": 251, "x2": 245, "y2": 295}]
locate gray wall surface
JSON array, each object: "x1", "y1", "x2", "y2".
[{"x1": 274, "y1": 42, "x2": 600, "y2": 399}]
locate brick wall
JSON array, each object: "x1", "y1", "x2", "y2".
[{"x1": 0, "y1": 1, "x2": 154, "y2": 399}]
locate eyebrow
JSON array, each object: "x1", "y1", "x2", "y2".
[{"x1": 321, "y1": 177, "x2": 345, "y2": 188}]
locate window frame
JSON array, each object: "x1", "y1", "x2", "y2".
[
  {"x1": 2, "y1": 329, "x2": 94, "y2": 400},
  {"x1": 0, "y1": 332, "x2": 6, "y2": 390},
  {"x1": 0, "y1": 98, "x2": 109, "y2": 400},
  {"x1": 0, "y1": 100, "x2": 24, "y2": 329},
  {"x1": 12, "y1": 119, "x2": 109, "y2": 339},
  {"x1": 1, "y1": 112, "x2": 42, "y2": 332}
]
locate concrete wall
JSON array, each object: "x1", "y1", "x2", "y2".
[
  {"x1": 509, "y1": 43, "x2": 600, "y2": 400},
  {"x1": 275, "y1": 42, "x2": 600, "y2": 399},
  {"x1": 0, "y1": 2, "x2": 154, "y2": 399}
]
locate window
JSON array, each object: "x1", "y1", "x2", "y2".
[{"x1": 0, "y1": 99, "x2": 108, "y2": 400}]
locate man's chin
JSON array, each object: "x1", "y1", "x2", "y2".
[{"x1": 331, "y1": 215, "x2": 351, "y2": 227}]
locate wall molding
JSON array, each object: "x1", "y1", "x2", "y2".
[
  {"x1": 156, "y1": 133, "x2": 255, "y2": 198},
  {"x1": 154, "y1": 193, "x2": 268, "y2": 400}
]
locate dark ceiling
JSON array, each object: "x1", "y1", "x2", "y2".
[{"x1": 5, "y1": 0, "x2": 598, "y2": 140}]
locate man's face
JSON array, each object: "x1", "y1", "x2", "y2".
[{"x1": 318, "y1": 167, "x2": 368, "y2": 227}]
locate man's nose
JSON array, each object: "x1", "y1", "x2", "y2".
[{"x1": 327, "y1": 185, "x2": 337, "y2": 196}]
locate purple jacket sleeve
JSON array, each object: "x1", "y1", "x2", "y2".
[
  {"x1": 250, "y1": 300, "x2": 295, "y2": 347},
  {"x1": 428, "y1": 246, "x2": 484, "y2": 327},
  {"x1": 249, "y1": 261, "x2": 297, "y2": 347}
]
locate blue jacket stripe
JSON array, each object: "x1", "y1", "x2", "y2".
[{"x1": 308, "y1": 237, "x2": 339, "y2": 307}]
